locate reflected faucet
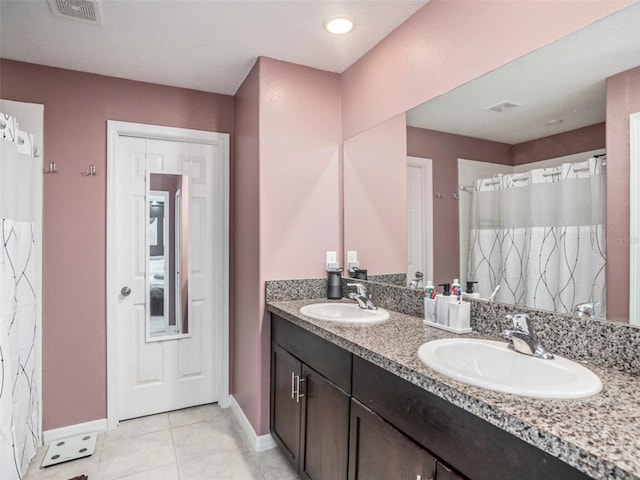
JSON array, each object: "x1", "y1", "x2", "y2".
[
  {"x1": 503, "y1": 313, "x2": 554, "y2": 360},
  {"x1": 347, "y1": 283, "x2": 377, "y2": 310},
  {"x1": 409, "y1": 271, "x2": 424, "y2": 289},
  {"x1": 573, "y1": 302, "x2": 599, "y2": 318}
]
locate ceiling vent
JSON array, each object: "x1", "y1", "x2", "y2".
[
  {"x1": 485, "y1": 101, "x2": 522, "y2": 113},
  {"x1": 48, "y1": 0, "x2": 102, "y2": 24}
]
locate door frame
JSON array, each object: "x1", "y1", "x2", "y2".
[
  {"x1": 106, "y1": 121, "x2": 230, "y2": 430},
  {"x1": 630, "y1": 112, "x2": 640, "y2": 326}
]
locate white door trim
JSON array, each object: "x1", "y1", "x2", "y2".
[
  {"x1": 630, "y1": 113, "x2": 640, "y2": 326},
  {"x1": 106, "y1": 121, "x2": 230, "y2": 430}
]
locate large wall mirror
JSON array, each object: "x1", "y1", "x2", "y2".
[
  {"x1": 343, "y1": 3, "x2": 640, "y2": 323},
  {"x1": 148, "y1": 172, "x2": 190, "y2": 339}
]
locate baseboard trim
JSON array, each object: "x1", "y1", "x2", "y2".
[
  {"x1": 43, "y1": 418, "x2": 108, "y2": 445},
  {"x1": 228, "y1": 395, "x2": 276, "y2": 452}
]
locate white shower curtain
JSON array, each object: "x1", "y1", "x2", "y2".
[
  {"x1": 468, "y1": 156, "x2": 606, "y2": 316},
  {"x1": 0, "y1": 113, "x2": 40, "y2": 480}
]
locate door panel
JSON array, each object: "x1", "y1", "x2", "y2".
[
  {"x1": 349, "y1": 399, "x2": 436, "y2": 480},
  {"x1": 437, "y1": 462, "x2": 467, "y2": 480},
  {"x1": 271, "y1": 343, "x2": 303, "y2": 468},
  {"x1": 115, "y1": 135, "x2": 216, "y2": 420},
  {"x1": 301, "y1": 365, "x2": 349, "y2": 480}
]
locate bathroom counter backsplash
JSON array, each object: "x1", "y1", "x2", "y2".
[
  {"x1": 267, "y1": 297, "x2": 640, "y2": 480},
  {"x1": 265, "y1": 278, "x2": 640, "y2": 377}
]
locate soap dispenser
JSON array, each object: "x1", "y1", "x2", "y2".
[
  {"x1": 435, "y1": 283, "x2": 453, "y2": 325},
  {"x1": 327, "y1": 268, "x2": 344, "y2": 300}
]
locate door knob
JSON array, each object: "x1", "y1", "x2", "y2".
[{"x1": 121, "y1": 286, "x2": 132, "y2": 296}]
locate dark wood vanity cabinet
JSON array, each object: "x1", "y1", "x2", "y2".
[
  {"x1": 349, "y1": 398, "x2": 437, "y2": 480},
  {"x1": 352, "y1": 356, "x2": 592, "y2": 480},
  {"x1": 436, "y1": 462, "x2": 465, "y2": 480},
  {"x1": 271, "y1": 316, "x2": 351, "y2": 479},
  {"x1": 301, "y1": 364, "x2": 350, "y2": 479},
  {"x1": 270, "y1": 314, "x2": 593, "y2": 480},
  {"x1": 271, "y1": 343, "x2": 303, "y2": 466}
]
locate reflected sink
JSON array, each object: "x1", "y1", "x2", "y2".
[
  {"x1": 417, "y1": 338, "x2": 602, "y2": 399},
  {"x1": 300, "y1": 303, "x2": 389, "y2": 323}
]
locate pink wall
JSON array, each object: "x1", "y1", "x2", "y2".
[
  {"x1": 0, "y1": 59, "x2": 234, "y2": 430},
  {"x1": 342, "y1": 0, "x2": 632, "y2": 140},
  {"x1": 407, "y1": 127, "x2": 511, "y2": 282},
  {"x1": 232, "y1": 60, "x2": 262, "y2": 431},
  {"x1": 606, "y1": 66, "x2": 640, "y2": 322},
  {"x1": 257, "y1": 57, "x2": 342, "y2": 433},
  {"x1": 512, "y1": 123, "x2": 606, "y2": 165},
  {"x1": 344, "y1": 115, "x2": 407, "y2": 276}
]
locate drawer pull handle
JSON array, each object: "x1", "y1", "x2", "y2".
[{"x1": 291, "y1": 372, "x2": 296, "y2": 400}]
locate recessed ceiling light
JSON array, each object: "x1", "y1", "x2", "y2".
[
  {"x1": 324, "y1": 15, "x2": 355, "y2": 35},
  {"x1": 545, "y1": 119, "x2": 563, "y2": 126}
]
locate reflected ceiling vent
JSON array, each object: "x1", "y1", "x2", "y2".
[
  {"x1": 485, "y1": 101, "x2": 522, "y2": 113},
  {"x1": 48, "y1": 0, "x2": 102, "y2": 24}
]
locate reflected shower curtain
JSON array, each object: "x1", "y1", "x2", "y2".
[
  {"x1": 0, "y1": 113, "x2": 39, "y2": 479},
  {"x1": 467, "y1": 157, "x2": 606, "y2": 316}
]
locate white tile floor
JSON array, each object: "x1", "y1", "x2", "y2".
[{"x1": 25, "y1": 404, "x2": 298, "y2": 480}]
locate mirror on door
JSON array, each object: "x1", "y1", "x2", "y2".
[{"x1": 148, "y1": 172, "x2": 189, "y2": 339}]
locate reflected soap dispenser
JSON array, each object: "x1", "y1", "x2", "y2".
[
  {"x1": 463, "y1": 280, "x2": 480, "y2": 299},
  {"x1": 424, "y1": 281, "x2": 436, "y2": 324}
]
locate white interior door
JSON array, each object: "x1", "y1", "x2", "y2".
[
  {"x1": 112, "y1": 133, "x2": 221, "y2": 421},
  {"x1": 407, "y1": 156, "x2": 433, "y2": 284}
]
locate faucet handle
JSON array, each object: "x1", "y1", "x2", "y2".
[
  {"x1": 506, "y1": 313, "x2": 531, "y2": 335},
  {"x1": 573, "y1": 302, "x2": 599, "y2": 318},
  {"x1": 347, "y1": 282, "x2": 367, "y2": 296}
]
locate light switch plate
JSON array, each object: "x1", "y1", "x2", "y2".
[{"x1": 326, "y1": 251, "x2": 338, "y2": 270}]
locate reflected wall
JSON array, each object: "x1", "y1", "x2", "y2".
[{"x1": 343, "y1": 114, "x2": 407, "y2": 277}]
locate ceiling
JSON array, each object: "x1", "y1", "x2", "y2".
[
  {"x1": 406, "y1": 1, "x2": 640, "y2": 145},
  {"x1": 0, "y1": 0, "x2": 427, "y2": 95}
]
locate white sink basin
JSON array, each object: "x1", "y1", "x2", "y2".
[
  {"x1": 417, "y1": 338, "x2": 602, "y2": 399},
  {"x1": 300, "y1": 303, "x2": 389, "y2": 323}
]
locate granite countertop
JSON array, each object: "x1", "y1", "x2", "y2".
[{"x1": 267, "y1": 298, "x2": 640, "y2": 480}]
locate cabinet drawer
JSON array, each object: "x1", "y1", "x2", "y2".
[
  {"x1": 272, "y1": 315, "x2": 352, "y2": 393},
  {"x1": 352, "y1": 356, "x2": 591, "y2": 480}
]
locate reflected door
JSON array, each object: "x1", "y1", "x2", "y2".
[
  {"x1": 114, "y1": 135, "x2": 218, "y2": 420},
  {"x1": 407, "y1": 156, "x2": 434, "y2": 284}
]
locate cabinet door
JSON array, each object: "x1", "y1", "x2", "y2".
[
  {"x1": 437, "y1": 461, "x2": 467, "y2": 480},
  {"x1": 349, "y1": 399, "x2": 436, "y2": 480},
  {"x1": 300, "y1": 364, "x2": 350, "y2": 480},
  {"x1": 271, "y1": 342, "x2": 303, "y2": 469}
]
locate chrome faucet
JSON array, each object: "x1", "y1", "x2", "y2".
[
  {"x1": 347, "y1": 283, "x2": 377, "y2": 310},
  {"x1": 503, "y1": 313, "x2": 554, "y2": 360},
  {"x1": 573, "y1": 302, "x2": 599, "y2": 318}
]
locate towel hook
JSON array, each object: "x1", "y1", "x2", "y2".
[
  {"x1": 43, "y1": 162, "x2": 59, "y2": 174},
  {"x1": 81, "y1": 165, "x2": 97, "y2": 176}
]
